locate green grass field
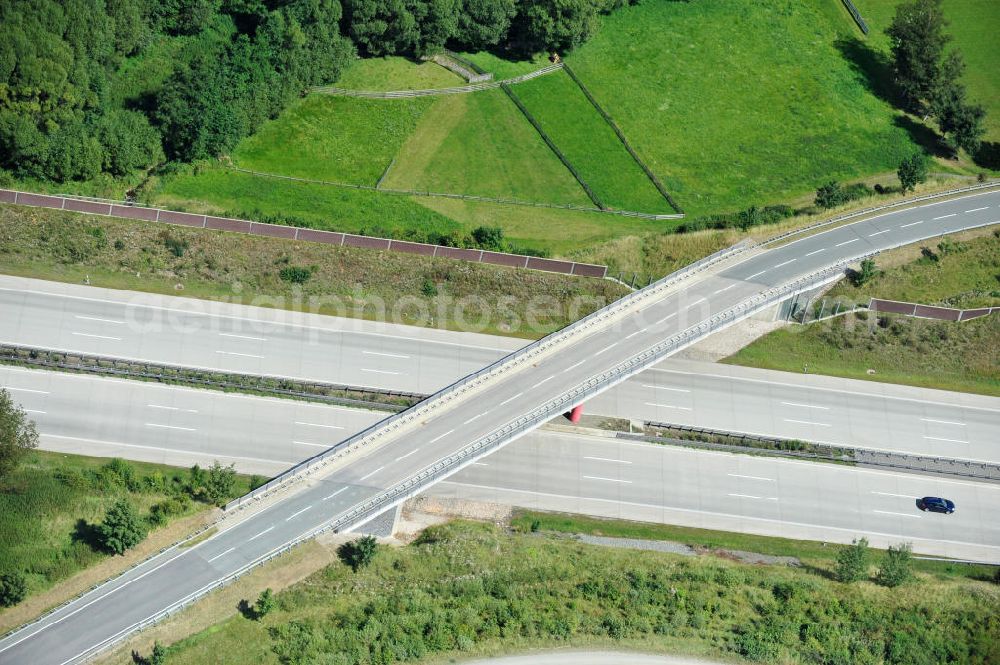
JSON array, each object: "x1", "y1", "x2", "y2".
[
  {"x1": 144, "y1": 520, "x2": 998, "y2": 665},
  {"x1": 514, "y1": 70, "x2": 675, "y2": 213},
  {"x1": 334, "y1": 55, "x2": 462, "y2": 90},
  {"x1": 565, "y1": 0, "x2": 922, "y2": 216},
  {"x1": 452, "y1": 51, "x2": 550, "y2": 79},
  {"x1": 233, "y1": 95, "x2": 433, "y2": 185},
  {"x1": 725, "y1": 231, "x2": 1000, "y2": 395},
  {"x1": 861, "y1": 0, "x2": 1000, "y2": 140},
  {"x1": 0, "y1": 451, "x2": 252, "y2": 601},
  {"x1": 382, "y1": 88, "x2": 592, "y2": 205}
]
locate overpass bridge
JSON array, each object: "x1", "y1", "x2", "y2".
[{"x1": 1, "y1": 186, "x2": 998, "y2": 664}]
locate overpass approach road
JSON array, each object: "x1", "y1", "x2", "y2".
[{"x1": 1, "y1": 189, "x2": 999, "y2": 664}]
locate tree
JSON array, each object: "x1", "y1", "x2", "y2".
[
  {"x1": 455, "y1": 0, "x2": 517, "y2": 49},
  {"x1": 254, "y1": 588, "x2": 275, "y2": 619},
  {"x1": 516, "y1": 0, "x2": 600, "y2": 54},
  {"x1": 835, "y1": 538, "x2": 870, "y2": 582},
  {"x1": 934, "y1": 90, "x2": 986, "y2": 156},
  {"x1": 0, "y1": 571, "x2": 27, "y2": 607},
  {"x1": 814, "y1": 180, "x2": 846, "y2": 209},
  {"x1": 96, "y1": 109, "x2": 163, "y2": 176},
  {"x1": 849, "y1": 258, "x2": 878, "y2": 287},
  {"x1": 337, "y1": 536, "x2": 380, "y2": 571},
  {"x1": 897, "y1": 153, "x2": 928, "y2": 192},
  {"x1": 343, "y1": 0, "x2": 421, "y2": 56},
  {"x1": 204, "y1": 461, "x2": 237, "y2": 505},
  {"x1": 96, "y1": 499, "x2": 148, "y2": 555},
  {"x1": 876, "y1": 543, "x2": 914, "y2": 587},
  {"x1": 0, "y1": 388, "x2": 39, "y2": 480},
  {"x1": 885, "y1": 0, "x2": 950, "y2": 112}
]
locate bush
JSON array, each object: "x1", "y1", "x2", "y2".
[
  {"x1": 835, "y1": 538, "x2": 870, "y2": 583},
  {"x1": 849, "y1": 258, "x2": 878, "y2": 287},
  {"x1": 897, "y1": 153, "x2": 929, "y2": 192},
  {"x1": 96, "y1": 499, "x2": 148, "y2": 555},
  {"x1": 279, "y1": 266, "x2": 313, "y2": 284},
  {"x1": 202, "y1": 461, "x2": 237, "y2": 505},
  {"x1": 159, "y1": 232, "x2": 189, "y2": 258},
  {"x1": 337, "y1": 536, "x2": 380, "y2": 571},
  {"x1": 254, "y1": 588, "x2": 276, "y2": 619},
  {"x1": 815, "y1": 181, "x2": 874, "y2": 209},
  {"x1": 0, "y1": 571, "x2": 28, "y2": 607},
  {"x1": 876, "y1": 543, "x2": 914, "y2": 587}
]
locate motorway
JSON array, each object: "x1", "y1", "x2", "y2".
[
  {"x1": 5, "y1": 365, "x2": 998, "y2": 476},
  {"x1": 3, "y1": 275, "x2": 999, "y2": 462},
  {"x1": 2, "y1": 189, "x2": 998, "y2": 663}
]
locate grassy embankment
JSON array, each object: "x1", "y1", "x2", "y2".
[
  {"x1": 725, "y1": 230, "x2": 1000, "y2": 395},
  {"x1": 0, "y1": 204, "x2": 628, "y2": 338},
  {"x1": 0, "y1": 451, "x2": 253, "y2": 620},
  {"x1": 116, "y1": 519, "x2": 1000, "y2": 665}
]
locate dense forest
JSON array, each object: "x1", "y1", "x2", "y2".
[{"x1": 0, "y1": 0, "x2": 638, "y2": 184}]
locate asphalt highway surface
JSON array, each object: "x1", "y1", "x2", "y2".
[{"x1": 2, "y1": 190, "x2": 998, "y2": 663}]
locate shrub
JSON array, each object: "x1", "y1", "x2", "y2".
[
  {"x1": 897, "y1": 153, "x2": 929, "y2": 192},
  {"x1": 421, "y1": 279, "x2": 438, "y2": 297},
  {"x1": 279, "y1": 266, "x2": 312, "y2": 284},
  {"x1": 254, "y1": 588, "x2": 275, "y2": 619},
  {"x1": 0, "y1": 571, "x2": 28, "y2": 607},
  {"x1": 96, "y1": 499, "x2": 148, "y2": 555},
  {"x1": 203, "y1": 461, "x2": 237, "y2": 505},
  {"x1": 876, "y1": 543, "x2": 914, "y2": 587},
  {"x1": 849, "y1": 258, "x2": 878, "y2": 287},
  {"x1": 249, "y1": 474, "x2": 268, "y2": 490},
  {"x1": 835, "y1": 538, "x2": 870, "y2": 583},
  {"x1": 159, "y1": 231, "x2": 189, "y2": 258},
  {"x1": 337, "y1": 536, "x2": 380, "y2": 571}
]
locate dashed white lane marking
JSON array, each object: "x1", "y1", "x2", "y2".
[
  {"x1": 772, "y1": 259, "x2": 796, "y2": 269},
  {"x1": 585, "y1": 456, "x2": 632, "y2": 464},
  {"x1": 248, "y1": 527, "x2": 273, "y2": 541},
  {"x1": 593, "y1": 341, "x2": 619, "y2": 356},
  {"x1": 324, "y1": 488, "x2": 348, "y2": 500},
  {"x1": 292, "y1": 441, "x2": 329, "y2": 448},
  {"x1": 217, "y1": 351, "x2": 264, "y2": 359},
  {"x1": 713, "y1": 284, "x2": 737, "y2": 295},
  {"x1": 148, "y1": 404, "x2": 198, "y2": 413},
  {"x1": 395, "y1": 448, "x2": 419, "y2": 462},
  {"x1": 294, "y1": 421, "x2": 343, "y2": 430},
  {"x1": 219, "y1": 333, "x2": 267, "y2": 341},
  {"x1": 625, "y1": 330, "x2": 643, "y2": 339},
  {"x1": 728, "y1": 493, "x2": 778, "y2": 501},
  {"x1": 207, "y1": 547, "x2": 236, "y2": 563},
  {"x1": 805, "y1": 248, "x2": 826, "y2": 256},
  {"x1": 583, "y1": 475, "x2": 632, "y2": 484},
  {"x1": 74, "y1": 315, "x2": 124, "y2": 325},
  {"x1": 564, "y1": 360, "x2": 587, "y2": 372},
  {"x1": 71, "y1": 332, "x2": 121, "y2": 341},
  {"x1": 965, "y1": 207, "x2": 988, "y2": 213},
  {"x1": 746, "y1": 270, "x2": 767, "y2": 279},
  {"x1": 688, "y1": 297, "x2": 707, "y2": 307},
  {"x1": 728, "y1": 473, "x2": 774, "y2": 482},
  {"x1": 924, "y1": 435, "x2": 969, "y2": 444},
  {"x1": 499, "y1": 393, "x2": 523, "y2": 406},
  {"x1": 871, "y1": 491, "x2": 918, "y2": 499},
  {"x1": 5, "y1": 387, "x2": 49, "y2": 394},
  {"x1": 361, "y1": 368, "x2": 401, "y2": 375},
  {"x1": 464, "y1": 412, "x2": 487, "y2": 424},
  {"x1": 358, "y1": 467, "x2": 384, "y2": 482},
  {"x1": 656, "y1": 312, "x2": 678, "y2": 324},
  {"x1": 932, "y1": 213, "x2": 957, "y2": 220},
  {"x1": 472, "y1": 462, "x2": 489, "y2": 467},
  {"x1": 900, "y1": 220, "x2": 923, "y2": 228},
  {"x1": 145, "y1": 423, "x2": 196, "y2": 432},
  {"x1": 868, "y1": 229, "x2": 891, "y2": 237},
  {"x1": 362, "y1": 350, "x2": 410, "y2": 359},
  {"x1": 873, "y1": 510, "x2": 921, "y2": 519},
  {"x1": 835, "y1": 239, "x2": 858, "y2": 247},
  {"x1": 23, "y1": 409, "x2": 46, "y2": 415},
  {"x1": 921, "y1": 418, "x2": 965, "y2": 426},
  {"x1": 428, "y1": 429, "x2": 455, "y2": 444},
  {"x1": 783, "y1": 418, "x2": 831, "y2": 427},
  {"x1": 285, "y1": 505, "x2": 313, "y2": 521},
  {"x1": 781, "y1": 401, "x2": 830, "y2": 410},
  {"x1": 642, "y1": 384, "x2": 690, "y2": 393},
  {"x1": 537, "y1": 375, "x2": 555, "y2": 386},
  {"x1": 644, "y1": 402, "x2": 693, "y2": 411}
]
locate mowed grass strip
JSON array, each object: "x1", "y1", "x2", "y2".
[
  {"x1": 514, "y1": 70, "x2": 675, "y2": 214},
  {"x1": 383, "y1": 89, "x2": 592, "y2": 206},
  {"x1": 232, "y1": 95, "x2": 433, "y2": 185},
  {"x1": 334, "y1": 55, "x2": 463, "y2": 91},
  {"x1": 565, "y1": 0, "x2": 918, "y2": 216}
]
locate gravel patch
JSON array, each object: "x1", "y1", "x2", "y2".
[{"x1": 571, "y1": 534, "x2": 801, "y2": 567}]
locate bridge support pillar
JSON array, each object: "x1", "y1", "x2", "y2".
[{"x1": 568, "y1": 405, "x2": 584, "y2": 423}]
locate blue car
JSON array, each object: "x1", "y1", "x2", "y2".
[{"x1": 918, "y1": 497, "x2": 956, "y2": 514}]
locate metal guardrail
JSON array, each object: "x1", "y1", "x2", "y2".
[
  {"x1": 224, "y1": 237, "x2": 757, "y2": 511},
  {"x1": 761, "y1": 180, "x2": 1000, "y2": 248}
]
